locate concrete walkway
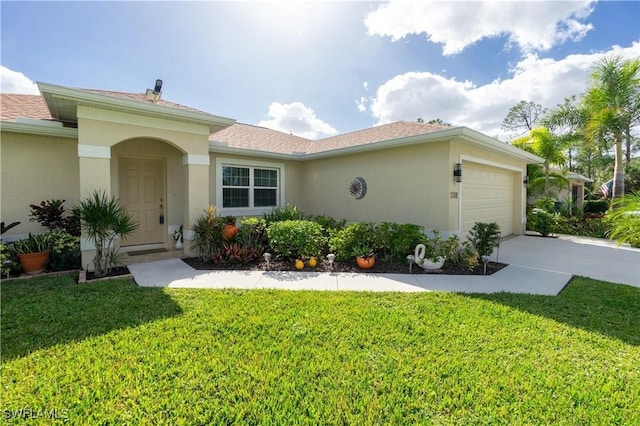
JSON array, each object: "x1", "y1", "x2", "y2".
[{"x1": 128, "y1": 234, "x2": 639, "y2": 296}]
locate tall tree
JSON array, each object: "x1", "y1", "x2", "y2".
[
  {"x1": 513, "y1": 127, "x2": 567, "y2": 197},
  {"x1": 583, "y1": 55, "x2": 640, "y2": 199},
  {"x1": 502, "y1": 101, "x2": 547, "y2": 136}
]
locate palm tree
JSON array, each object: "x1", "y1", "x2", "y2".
[
  {"x1": 583, "y1": 56, "x2": 640, "y2": 199},
  {"x1": 513, "y1": 127, "x2": 567, "y2": 197}
]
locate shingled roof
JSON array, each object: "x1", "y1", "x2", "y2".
[
  {"x1": 81, "y1": 89, "x2": 211, "y2": 114},
  {"x1": 0, "y1": 93, "x2": 466, "y2": 158},
  {"x1": 0, "y1": 94, "x2": 53, "y2": 121}
]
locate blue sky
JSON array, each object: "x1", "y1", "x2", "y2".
[{"x1": 1, "y1": 1, "x2": 639, "y2": 140}]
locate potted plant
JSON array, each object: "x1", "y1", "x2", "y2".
[
  {"x1": 173, "y1": 225, "x2": 184, "y2": 250},
  {"x1": 352, "y1": 244, "x2": 375, "y2": 269},
  {"x1": 222, "y1": 216, "x2": 238, "y2": 240},
  {"x1": 11, "y1": 232, "x2": 54, "y2": 274}
]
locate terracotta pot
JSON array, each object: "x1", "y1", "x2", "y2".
[
  {"x1": 356, "y1": 256, "x2": 375, "y2": 269},
  {"x1": 222, "y1": 224, "x2": 238, "y2": 240},
  {"x1": 18, "y1": 251, "x2": 50, "y2": 275}
]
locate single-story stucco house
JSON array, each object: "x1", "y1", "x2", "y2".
[{"x1": 0, "y1": 81, "x2": 542, "y2": 270}]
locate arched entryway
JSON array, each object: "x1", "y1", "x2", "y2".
[{"x1": 112, "y1": 138, "x2": 185, "y2": 249}]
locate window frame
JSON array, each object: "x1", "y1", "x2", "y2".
[{"x1": 216, "y1": 157, "x2": 285, "y2": 216}]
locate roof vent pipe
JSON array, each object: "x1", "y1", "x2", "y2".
[{"x1": 154, "y1": 79, "x2": 163, "y2": 93}]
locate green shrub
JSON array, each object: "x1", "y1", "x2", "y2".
[
  {"x1": 191, "y1": 205, "x2": 225, "y2": 260},
  {"x1": 328, "y1": 222, "x2": 377, "y2": 261},
  {"x1": 534, "y1": 197, "x2": 556, "y2": 213},
  {"x1": 267, "y1": 220, "x2": 326, "y2": 259},
  {"x1": 263, "y1": 204, "x2": 304, "y2": 224},
  {"x1": 239, "y1": 217, "x2": 268, "y2": 249},
  {"x1": 10, "y1": 232, "x2": 55, "y2": 254},
  {"x1": 607, "y1": 192, "x2": 640, "y2": 248},
  {"x1": 554, "y1": 216, "x2": 610, "y2": 238},
  {"x1": 584, "y1": 200, "x2": 610, "y2": 215},
  {"x1": 375, "y1": 222, "x2": 425, "y2": 262},
  {"x1": 467, "y1": 222, "x2": 501, "y2": 258},
  {"x1": 46, "y1": 231, "x2": 81, "y2": 272},
  {"x1": 307, "y1": 214, "x2": 347, "y2": 233},
  {"x1": 0, "y1": 242, "x2": 20, "y2": 278},
  {"x1": 527, "y1": 208, "x2": 556, "y2": 237},
  {"x1": 445, "y1": 240, "x2": 479, "y2": 271}
]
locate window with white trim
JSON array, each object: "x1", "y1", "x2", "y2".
[{"x1": 221, "y1": 165, "x2": 279, "y2": 209}]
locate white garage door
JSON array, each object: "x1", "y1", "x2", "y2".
[{"x1": 461, "y1": 163, "x2": 514, "y2": 236}]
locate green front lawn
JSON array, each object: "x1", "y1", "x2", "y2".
[{"x1": 2, "y1": 276, "x2": 639, "y2": 424}]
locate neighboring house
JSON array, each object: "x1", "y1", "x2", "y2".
[{"x1": 0, "y1": 82, "x2": 542, "y2": 270}]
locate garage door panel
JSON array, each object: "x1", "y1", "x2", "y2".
[{"x1": 462, "y1": 163, "x2": 514, "y2": 236}]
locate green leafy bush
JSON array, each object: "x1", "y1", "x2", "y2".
[
  {"x1": 328, "y1": 222, "x2": 377, "y2": 261},
  {"x1": 584, "y1": 200, "x2": 609, "y2": 215},
  {"x1": 307, "y1": 214, "x2": 347, "y2": 233},
  {"x1": 46, "y1": 231, "x2": 81, "y2": 272},
  {"x1": 263, "y1": 204, "x2": 304, "y2": 224},
  {"x1": 239, "y1": 217, "x2": 268, "y2": 249},
  {"x1": 607, "y1": 192, "x2": 640, "y2": 248},
  {"x1": 445, "y1": 240, "x2": 479, "y2": 271},
  {"x1": 554, "y1": 216, "x2": 610, "y2": 238},
  {"x1": 527, "y1": 208, "x2": 556, "y2": 237},
  {"x1": 467, "y1": 222, "x2": 501, "y2": 258},
  {"x1": 267, "y1": 220, "x2": 326, "y2": 259},
  {"x1": 375, "y1": 222, "x2": 425, "y2": 262},
  {"x1": 191, "y1": 205, "x2": 225, "y2": 260},
  {"x1": 534, "y1": 197, "x2": 556, "y2": 213},
  {"x1": 0, "y1": 242, "x2": 20, "y2": 278}
]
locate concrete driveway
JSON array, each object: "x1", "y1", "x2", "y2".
[{"x1": 496, "y1": 234, "x2": 640, "y2": 287}]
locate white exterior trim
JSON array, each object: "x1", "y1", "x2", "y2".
[
  {"x1": 215, "y1": 157, "x2": 286, "y2": 217},
  {"x1": 182, "y1": 154, "x2": 210, "y2": 166},
  {"x1": 78, "y1": 144, "x2": 111, "y2": 159},
  {"x1": 0, "y1": 121, "x2": 78, "y2": 139}
]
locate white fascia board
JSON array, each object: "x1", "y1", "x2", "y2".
[
  {"x1": 37, "y1": 82, "x2": 236, "y2": 131},
  {"x1": 0, "y1": 120, "x2": 78, "y2": 139},
  {"x1": 457, "y1": 127, "x2": 544, "y2": 164}
]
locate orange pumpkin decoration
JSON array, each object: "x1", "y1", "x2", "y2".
[
  {"x1": 295, "y1": 259, "x2": 305, "y2": 270},
  {"x1": 222, "y1": 224, "x2": 238, "y2": 240},
  {"x1": 308, "y1": 257, "x2": 318, "y2": 268}
]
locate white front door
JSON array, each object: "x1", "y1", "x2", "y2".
[{"x1": 119, "y1": 157, "x2": 165, "y2": 246}]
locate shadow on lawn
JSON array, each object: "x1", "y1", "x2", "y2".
[
  {"x1": 1, "y1": 275, "x2": 183, "y2": 361},
  {"x1": 466, "y1": 277, "x2": 640, "y2": 346}
]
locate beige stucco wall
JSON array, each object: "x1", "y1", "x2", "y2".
[
  {"x1": 77, "y1": 106, "x2": 210, "y2": 155},
  {"x1": 0, "y1": 132, "x2": 80, "y2": 238},
  {"x1": 300, "y1": 142, "x2": 451, "y2": 230}
]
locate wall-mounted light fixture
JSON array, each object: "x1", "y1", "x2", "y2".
[
  {"x1": 523, "y1": 175, "x2": 529, "y2": 185},
  {"x1": 453, "y1": 163, "x2": 462, "y2": 183}
]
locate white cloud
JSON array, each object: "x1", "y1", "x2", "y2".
[
  {"x1": 356, "y1": 96, "x2": 368, "y2": 112},
  {"x1": 258, "y1": 101, "x2": 338, "y2": 139},
  {"x1": 363, "y1": 81, "x2": 369, "y2": 91},
  {"x1": 368, "y1": 41, "x2": 640, "y2": 140},
  {"x1": 365, "y1": 1, "x2": 595, "y2": 55},
  {"x1": 0, "y1": 66, "x2": 39, "y2": 94}
]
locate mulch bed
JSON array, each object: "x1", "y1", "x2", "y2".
[
  {"x1": 183, "y1": 257, "x2": 507, "y2": 276},
  {"x1": 85, "y1": 266, "x2": 131, "y2": 281}
]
